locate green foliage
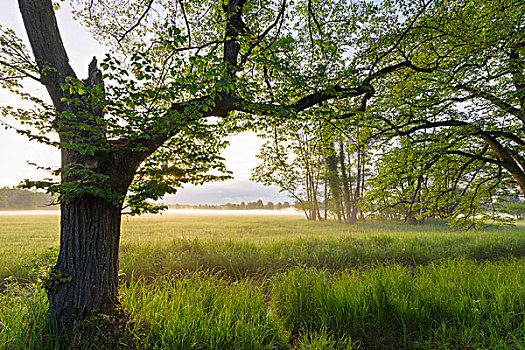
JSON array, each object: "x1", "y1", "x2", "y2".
[
  {"x1": 271, "y1": 260, "x2": 525, "y2": 349},
  {"x1": 3, "y1": 0, "x2": 522, "y2": 221},
  {"x1": 5, "y1": 212, "x2": 525, "y2": 283},
  {"x1": 253, "y1": 113, "x2": 376, "y2": 223},
  {"x1": 357, "y1": 0, "x2": 525, "y2": 226},
  {"x1": 23, "y1": 245, "x2": 59, "y2": 281},
  {"x1": 124, "y1": 274, "x2": 283, "y2": 349},
  {"x1": 0, "y1": 25, "x2": 39, "y2": 90},
  {"x1": 2, "y1": 0, "x2": 525, "y2": 341},
  {"x1": 1, "y1": 0, "x2": 448, "y2": 215},
  {"x1": 498, "y1": 196, "x2": 525, "y2": 220},
  {"x1": 364, "y1": 141, "x2": 514, "y2": 228},
  {"x1": 38, "y1": 267, "x2": 72, "y2": 292},
  {"x1": 252, "y1": 119, "x2": 326, "y2": 219},
  {"x1": 0, "y1": 280, "x2": 51, "y2": 350},
  {"x1": 2, "y1": 257, "x2": 525, "y2": 349}
]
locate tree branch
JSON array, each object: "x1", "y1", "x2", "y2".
[
  {"x1": 456, "y1": 83, "x2": 525, "y2": 123},
  {"x1": 118, "y1": 0, "x2": 154, "y2": 43},
  {"x1": 0, "y1": 59, "x2": 41, "y2": 83},
  {"x1": 18, "y1": 0, "x2": 76, "y2": 109},
  {"x1": 238, "y1": 0, "x2": 287, "y2": 69},
  {"x1": 445, "y1": 150, "x2": 500, "y2": 165}
]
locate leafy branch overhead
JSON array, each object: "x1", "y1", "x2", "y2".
[
  {"x1": 2, "y1": 0, "x2": 442, "y2": 214},
  {"x1": 251, "y1": 0, "x2": 525, "y2": 227},
  {"x1": 351, "y1": 0, "x2": 525, "y2": 226}
]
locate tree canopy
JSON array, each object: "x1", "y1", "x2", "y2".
[
  {"x1": 360, "y1": 0, "x2": 525, "y2": 226},
  {"x1": 251, "y1": 0, "x2": 525, "y2": 227},
  {"x1": 1, "y1": 0, "x2": 436, "y2": 213}
]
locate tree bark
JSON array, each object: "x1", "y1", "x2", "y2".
[
  {"x1": 18, "y1": 0, "x2": 76, "y2": 112},
  {"x1": 339, "y1": 142, "x2": 353, "y2": 224},
  {"x1": 350, "y1": 148, "x2": 362, "y2": 224},
  {"x1": 309, "y1": 171, "x2": 320, "y2": 221},
  {"x1": 326, "y1": 143, "x2": 342, "y2": 222},
  {"x1": 48, "y1": 196, "x2": 123, "y2": 331}
]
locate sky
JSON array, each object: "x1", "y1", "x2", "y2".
[{"x1": 0, "y1": 2, "x2": 290, "y2": 205}]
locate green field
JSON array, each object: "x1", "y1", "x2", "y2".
[{"x1": 1, "y1": 212, "x2": 525, "y2": 349}]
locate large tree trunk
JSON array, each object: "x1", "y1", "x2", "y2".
[{"x1": 47, "y1": 195, "x2": 123, "y2": 331}]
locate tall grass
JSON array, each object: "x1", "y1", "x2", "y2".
[
  {"x1": 271, "y1": 259, "x2": 525, "y2": 349},
  {"x1": 119, "y1": 231, "x2": 525, "y2": 281},
  {"x1": 0, "y1": 281, "x2": 54, "y2": 350},
  {"x1": 1, "y1": 214, "x2": 525, "y2": 349},
  {"x1": 2, "y1": 259, "x2": 524, "y2": 349},
  {"x1": 123, "y1": 274, "x2": 283, "y2": 349}
]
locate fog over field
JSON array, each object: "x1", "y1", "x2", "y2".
[{"x1": 0, "y1": 208, "x2": 301, "y2": 216}]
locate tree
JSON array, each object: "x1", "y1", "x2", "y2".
[
  {"x1": 253, "y1": 112, "x2": 376, "y2": 223},
  {"x1": 252, "y1": 119, "x2": 325, "y2": 220},
  {"x1": 1, "y1": 0, "x2": 436, "y2": 335},
  {"x1": 323, "y1": 124, "x2": 372, "y2": 224},
  {"x1": 360, "y1": 0, "x2": 525, "y2": 225},
  {"x1": 325, "y1": 140, "x2": 343, "y2": 222},
  {"x1": 496, "y1": 190, "x2": 525, "y2": 221}
]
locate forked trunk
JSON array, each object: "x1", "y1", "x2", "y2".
[{"x1": 48, "y1": 195, "x2": 122, "y2": 331}]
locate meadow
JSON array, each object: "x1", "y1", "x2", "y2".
[{"x1": 1, "y1": 211, "x2": 525, "y2": 349}]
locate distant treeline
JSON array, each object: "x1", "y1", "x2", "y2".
[
  {"x1": 0, "y1": 187, "x2": 56, "y2": 210},
  {"x1": 168, "y1": 200, "x2": 292, "y2": 210}
]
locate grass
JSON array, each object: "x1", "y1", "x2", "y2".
[
  {"x1": 270, "y1": 260, "x2": 525, "y2": 349},
  {"x1": 1, "y1": 212, "x2": 525, "y2": 349}
]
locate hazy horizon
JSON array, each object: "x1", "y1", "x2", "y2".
[{"x1": 0, "y1": 179, "x2": 292, "y2": 207}]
